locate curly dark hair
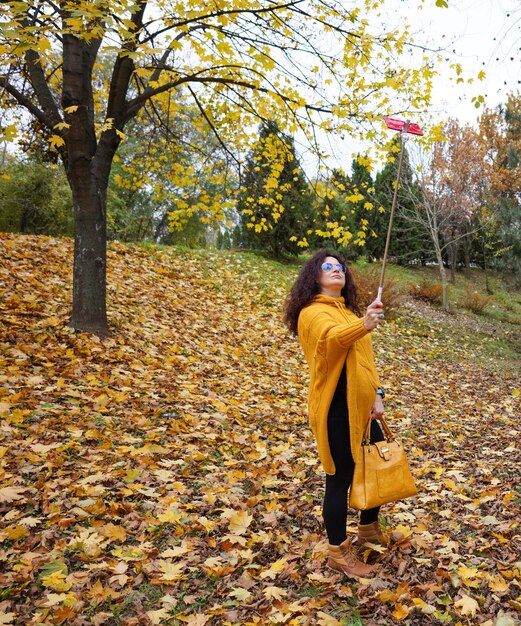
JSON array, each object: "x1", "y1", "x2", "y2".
[{"x1": 283, "y1": 249, "x2": 361, "y2": 336}]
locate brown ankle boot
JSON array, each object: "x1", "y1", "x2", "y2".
[
  {"x1": 327, "y1": 539, "x2": 375, "y2": 578},
  {"x1": 357, "y1": 521, "x2": 404, "y2": 548}
]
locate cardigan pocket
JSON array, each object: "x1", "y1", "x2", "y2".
[{"x1": 309, "y1": 347, "x2": 328, "y2": 429}]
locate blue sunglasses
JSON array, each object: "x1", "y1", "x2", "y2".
[{"x1": 321, "y1": 262, "x2": 346, "y2": 273}]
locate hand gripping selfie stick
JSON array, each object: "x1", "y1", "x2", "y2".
[{"x1": 377, "y1": 117, "x2": 423, "y2": 302}]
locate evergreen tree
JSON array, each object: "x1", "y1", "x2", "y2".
[
  {"x1": 347, "y1": 157, "x2": 379, "y2": 259},
  {"x1": 490, "y1": 100, "x2": 521, "y2": 278},
  {"x1": 314, "y1": 169, "x2": 357, "y2": 257},
  {"x1": 477, "y1": 94, "x2": 521, "y2": 281},
  {"x1": 237, "y1": 121, "x2": 314, "y2": 259}
]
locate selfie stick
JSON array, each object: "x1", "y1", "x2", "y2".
[{"x1": 377, "y1": 117, "x2": 423, "y2": 301}]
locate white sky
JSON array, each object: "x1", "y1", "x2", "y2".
[{"x1": 406, "y1": 0, "x2": 520, "y2": 125}]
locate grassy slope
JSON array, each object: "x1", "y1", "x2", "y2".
[
  {"x1": 0, "y1": 233, "x2": 520, "y2": 626},
  {"x1": 375, "y1": 260, "x2": 521, "y2": 367}
]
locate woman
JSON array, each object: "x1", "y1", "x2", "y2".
[{"x1": 284, "y1": 249, "x2": 401, "y2": 578}]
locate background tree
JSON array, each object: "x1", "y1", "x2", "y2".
[
  {"x1": 313, "y1": 169, "x2": 357, "y2": 255},
  {"x1": 434, "y1": 120, "x2": 490, "y2": 283},
  {"x1": 343, "y1": 156, "x2": 377, "y2": 257},
  {"x1": 478, "y1": 93, "x2": 521, "y2": 282},
  {"x1": 0, "y1": 158, "x2": 73, "y2": 236},
  {"x1": 402, "y1": 150, "x2": 452, "y2": 309},
  {"x1": 312, "y1": 151, "x2": 425, "y2": 265},
  {"x1": 236, "y1": 120, "x2": 314, "y2": 259},
  {"x1": 400, "y1": 120, "x2": 491, "y2": 309},
  {"x1": 0, "y1": 0, "x2": 449, "y2": 333}
]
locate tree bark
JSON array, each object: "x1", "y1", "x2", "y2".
[
  {"x1": 448, "y1": 239, "x2": 457, "y2": 284},
  {"x1": 463, "y1": 231, "x2": 472, "y2": 268},
  {"x1": 62, "y1": 33, "x2": 109, "y2": 334},
  {"x1": 68, "y1": 171, "x2": 108, "y2": 335},
  {"x1": 434, "y1": 243, "x2": 450, "y2": 311}
]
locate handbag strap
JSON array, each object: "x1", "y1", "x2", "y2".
[{"x1": 361, "y1": 414, "x2": 395, "y2": 444}]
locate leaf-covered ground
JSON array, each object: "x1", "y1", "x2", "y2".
[{"x1": 0, "y1": 232, "x2": 520, "y2": 626}]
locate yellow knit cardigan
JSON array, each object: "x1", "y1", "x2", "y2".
[{"x1": 298, "y1": 294, "x2": 381, "y2": 475}]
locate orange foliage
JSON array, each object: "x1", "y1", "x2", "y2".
[{"x1": 409, "y1": 277, "x2": 444, "y2": 305}]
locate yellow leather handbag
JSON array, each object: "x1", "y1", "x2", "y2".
[{"x1": 349, "y1": 416, "x2": 418, "y2": 510}]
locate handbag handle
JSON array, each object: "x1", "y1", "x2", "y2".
[{"x1": 361, "y1": 414, "x2": 395, "y2": 445}]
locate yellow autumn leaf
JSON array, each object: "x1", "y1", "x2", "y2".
[
  {"x1": 227, "y1": 509, "x2": 253, "y2": 535},
  {"x1": 210, "y1": 399, "x2": 228, "y2": 412},
  {"x1": 202, "y1": 556, "x2": 235, "y2": 577},
  {"x1": 378, "y1": 589, "x2": 398, "y2": 602},
  {"x1": 111, "y1": 547, "x2": 147, "y2": 561},
  {"x1": 5, "y1": 525, "x2": 29, "y2": 541},
  {"x1": 31, "y1": 442, "x2": 58, "y2": 453},
  {"x1": 443, "y1": 478, "x2": 458, "y2": 491},
  {"x1": 65, "y1": 16, "x2": 83, "y2": 29},
  {"x1": 146, "y1": 608, "x2": 170, "y2": 625},
  {"x1": 0, "y1": 487, "x2": 25, "y2": 503},
  {"x1": 18, "y1": 516, "x2": 41, "y2": 528},
  {"x1": 98, "y1": 523, "x2": 126, "y2": 542},
  {"x1": 1, "y1": 124, "x2": 18, "y2": 141},
  {"x1": 316, "y1": 612, "x2": 340, "y2": 626},
  {"x1": 394, "y1": 524, "x2": 413, "y2": 538},
  {"x1": 412, "y1": 598, "x2": 436, "y2": 614},
  {"x1": 158, "y1": 560, "x2": 185, "y2": 582},
  {"x1": 487, "y1": 574, "x2": 509, "y2": 593},
  {"x1": 41, "y1": 592, "x2": 70, "y2": 607},
  {"x1": 41, "y1": 570, "x2": 72, "y2": 592},
  {"x1": 454, "y1": 594, "x2": 480, "y2": 617},
  {"x1": 259, "y1": 557, "x2": 287, "y2": 579},
  {"x1": 196, "y1": 516, "x2": 216, "y2": 531},
  {"x1": 458, "y1": 565, "x2": 485, "y2": 587},
  {"x1": 48, "y1": 134, "x2": 65, "y2": 150},
  {"x1": 161, "y1": 545, "x2": 190, "y2": 558},
  {"x1": 263, "y1": 585, "x2": 287, "y2": 600},
  {"x1": 101, "y1": 118, "x2": 114, "y2": 132},
  {"x1": 307, "y1": 571, "x2": 335, "y2": 584},
  {"x1": 392, "y1": 603, "x2": 410, "y2": 620},
  {"x1": 133, "y1": 67, "x2": 151, "y2": 78},
  {"x1": 87, "y1": 579, "x2": 117, "y2": 604},
  {"x1": 229, "y1": 587, "x2": 252, "y2": 601},
  {"x1": 157, "y1": 510, "x2": 182, "y2": 524}
]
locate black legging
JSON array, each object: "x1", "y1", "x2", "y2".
[{"x1": 323, "y1": 392, "x2": 384, "y2": 545}]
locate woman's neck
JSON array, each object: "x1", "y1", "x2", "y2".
[{"x1": 320, "y1": 288, "x2": 342, "y2": 298}]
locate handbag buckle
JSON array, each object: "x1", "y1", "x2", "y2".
[{"x1": 376, "y1": 443, "x2": 392, "y2": 461}]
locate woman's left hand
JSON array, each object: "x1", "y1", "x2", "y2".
[{"x1": 371, "y1": 394, "x2": 384, "y2": 419}]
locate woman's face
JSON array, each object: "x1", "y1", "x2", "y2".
[{"x1": 317, "y1": 255, "x2": 346, "y2": 297}]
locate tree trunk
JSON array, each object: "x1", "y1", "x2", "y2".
[
  {"x1": 63, "y1": 33, "x2": 109, "y2": 335},
  {"x1": 434, "y1": 243, "x2": 450, "y2": 311},
  {"x1": 463, "y1": 232, "x2": 471, "y2": 268},
  {"x1": 440, "y1": 264, "x2": 449, "y2": 311},
  {"x1": 447, "y1": 238, "x2": 457, "y2": 284},
  {"x1": 483, "y1": 240, "x2": 491, "y2": 294},
  {"x1": 68, "y1": 170, "x2": 108, "y2": 335}
]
